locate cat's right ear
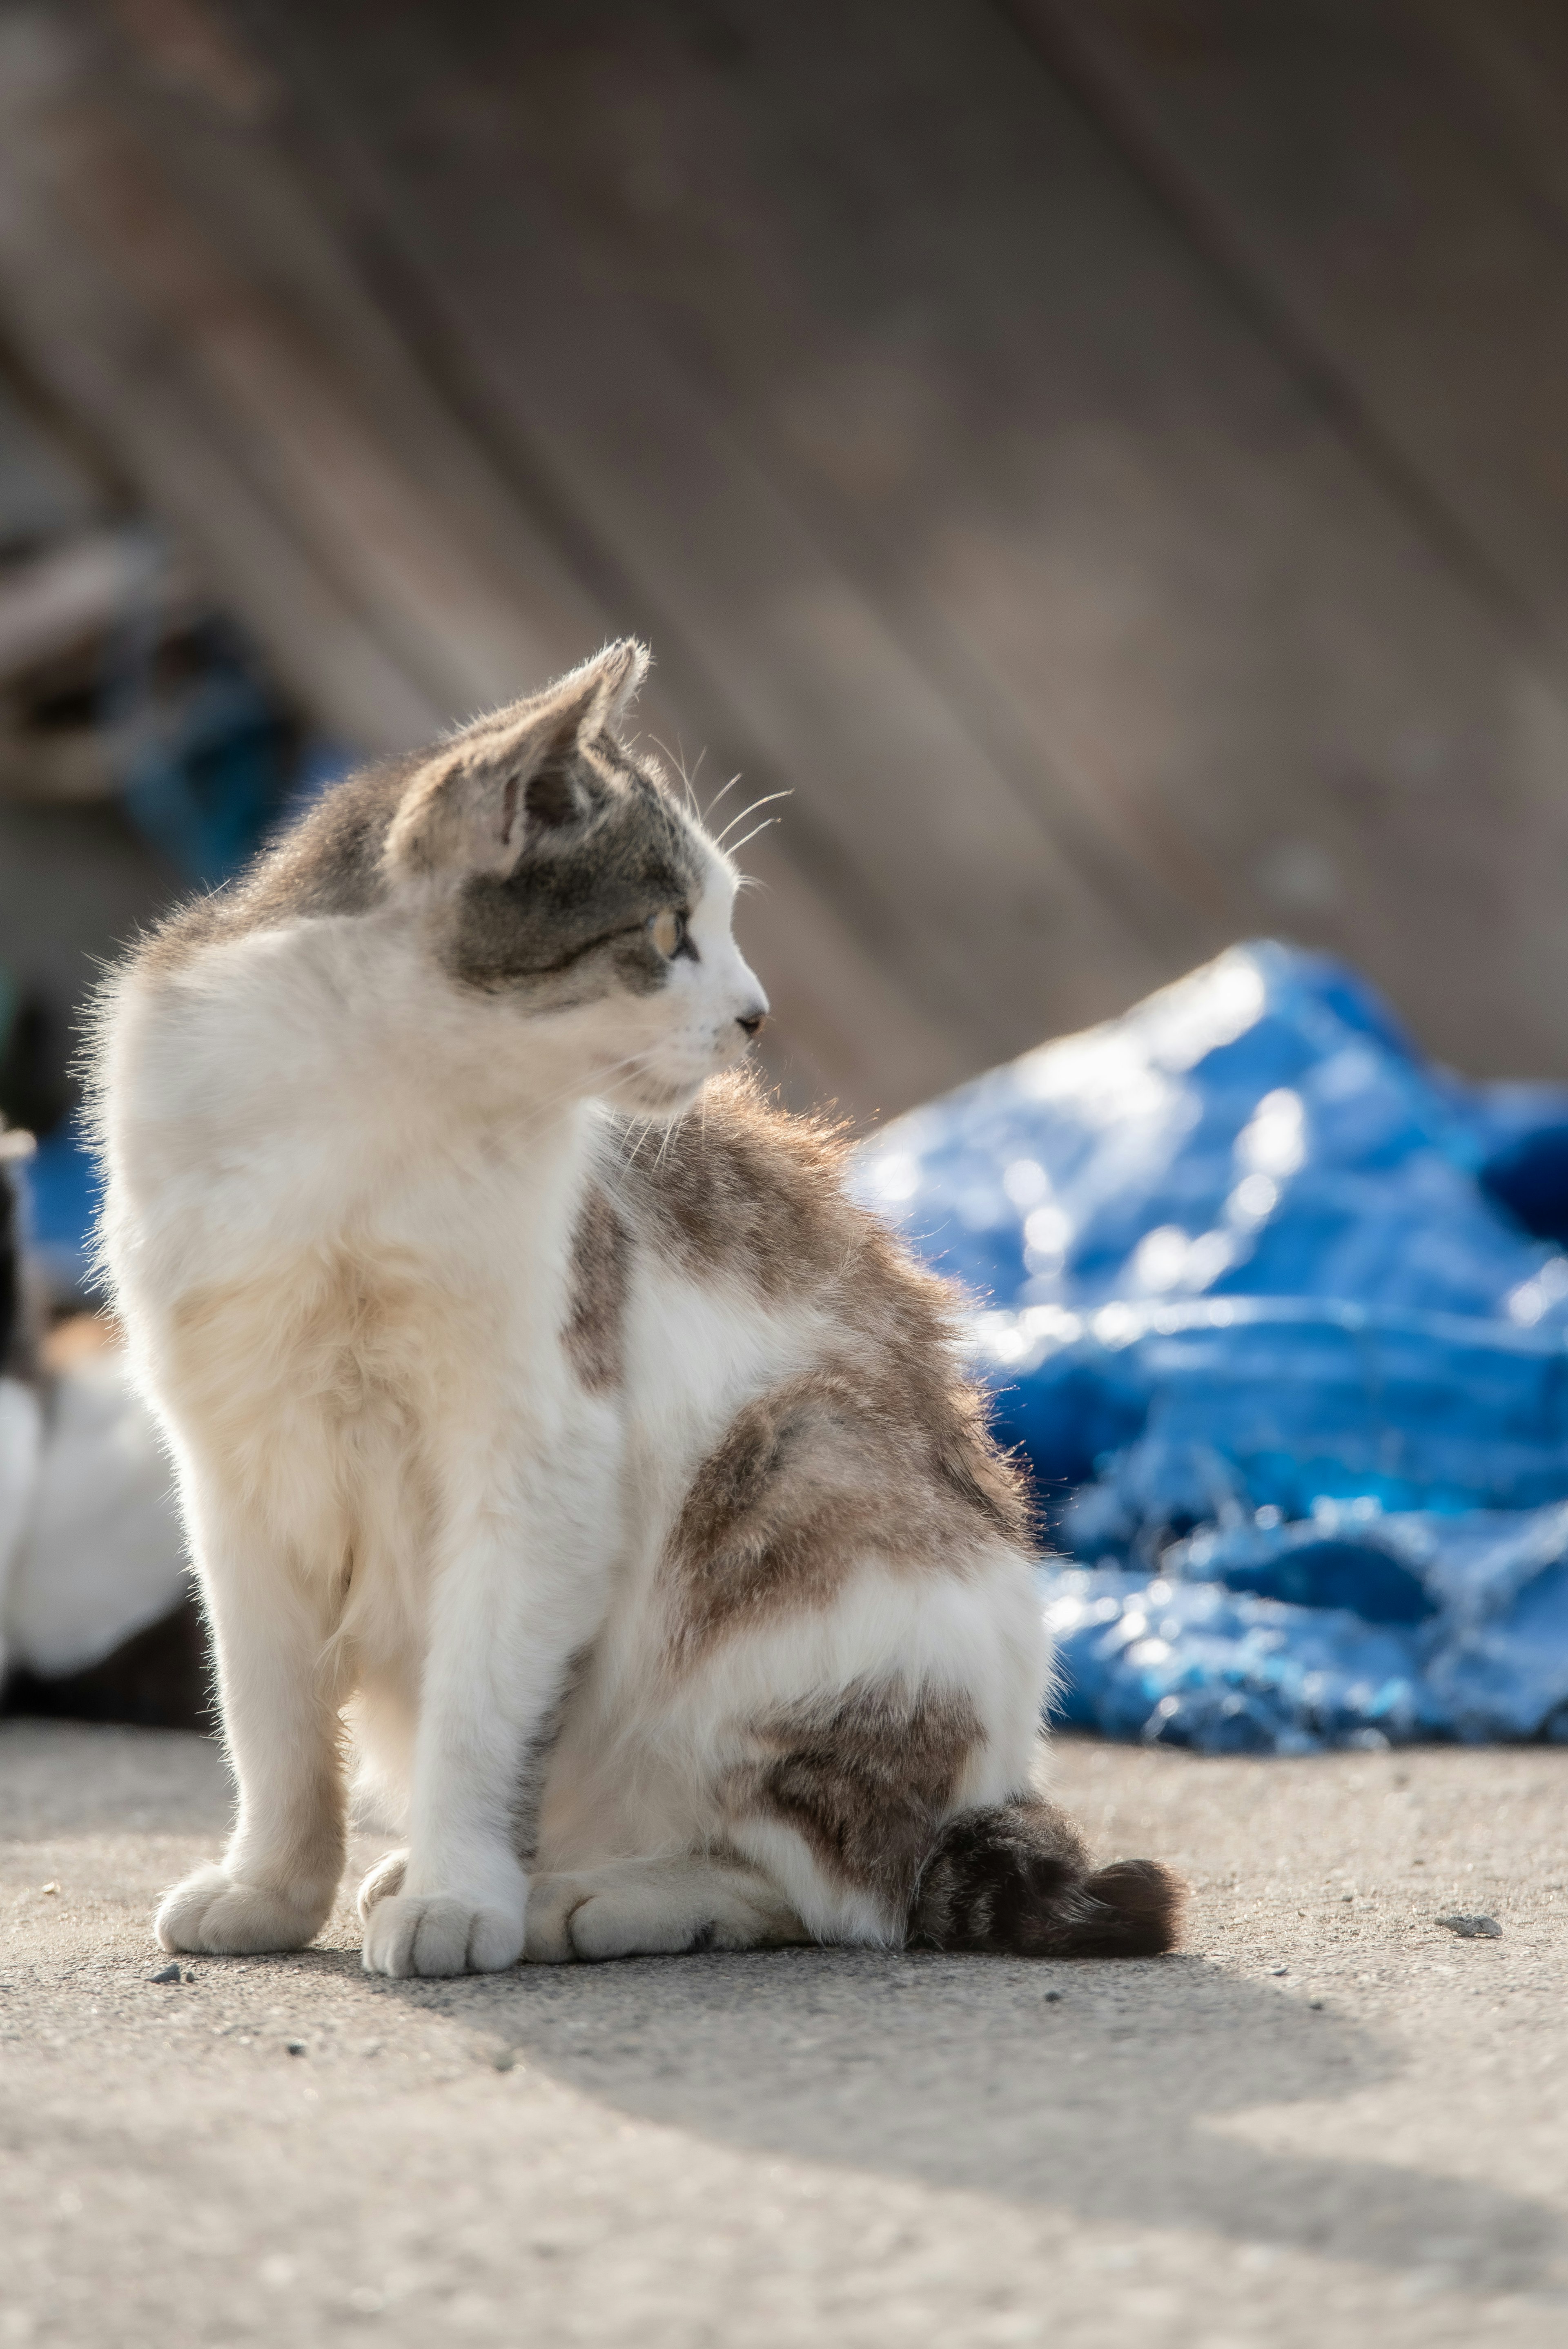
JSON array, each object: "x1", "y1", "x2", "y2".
[{"x1": 383, "y1": 640, "x2": 649, "y2": 881}]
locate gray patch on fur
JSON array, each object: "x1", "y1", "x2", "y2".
[
  {"x1": 136, "y1": 753, "x2": 419, "y2": 974},
  {"x1": 443, "y1": 743, "x2": 703, "y2": 1006},
  {"x1": 510, "y1": 1646, "x2": 592, "y2": 1864},
  {"x1": 132, "y1": 713, "x2": 703, "y2": 1017},
  {"x1": 726, "y1": 1678, "x2": 980, "y2": 1919},
  {"x1": 562, "y1": 1184, "x2": 631, "y2": 1393}
]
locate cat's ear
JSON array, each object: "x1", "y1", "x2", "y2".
[
  {"x1": 579, "y1": 635, "x2": 650, "y2": 733},
  {"x1": 384, "y1": 640, "x2": 650, "y2": 879}
]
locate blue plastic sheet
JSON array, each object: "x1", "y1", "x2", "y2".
[{"x1": 854, "y1": 942, "x2": 1568, "y2": 1749}]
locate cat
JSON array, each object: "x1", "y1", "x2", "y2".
[{"x1": 91, "y1": 640, "x2": 1183, "y2": 1977}]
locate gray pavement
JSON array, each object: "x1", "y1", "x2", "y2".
[{"x1": 2, "y1": 1720, "x2": 1566, "y2": 2347}]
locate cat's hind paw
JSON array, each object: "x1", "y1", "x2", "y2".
[
  {"x1": 361, "y1": 1894, "x2": 523, "y2": 1978},
  {"x1": 523, "y1": 1863, "x2": 797, "y2": 1961},
  {"x1": 522, "y1": 1874, "x2": 588, "y2": 1963},
  {"x1": 155, "y1": 1865, "x2": 329, "y2": 1956}
]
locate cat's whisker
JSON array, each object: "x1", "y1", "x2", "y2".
[
  {"x1": 624, "y1": 1117, "x2": 658, "y2": 1169},
  {"x1": 509, "y1": 1048, "x2": 664, "y2": 1137},
  {"x1": 521, "y1": 1052, "x2": 654, "y2": 1120},
  {"x1": 724, "y1": 817, "x2": 781, "y2": 858},
  {"x1": 702, "y1": 771, "x2": 746, "y2": 825},
  {"x1": 682, "y1": 745, "x2": 709, "y2": 822},
  {"x1": 619, "y1": 1114, "x2": 658, "y2": 1168},
  {"x1": 713, "y1": 789, "x2": 792, "y2": 850},
  {"x1": 652, "y1": 1106, "x2": 688, "y2": 1176},
  {"x1": 647, "y1": 735, "x2": 705, "y2": 822}
]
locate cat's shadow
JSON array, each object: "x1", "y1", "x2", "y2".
[{"x1": 355, "y1": 1943, "x2": 1559, "y2": 2293}]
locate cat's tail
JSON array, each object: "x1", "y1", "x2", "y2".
[{"x1": 908, "y1": 1801, "x2": 1185, "y2": 1959}]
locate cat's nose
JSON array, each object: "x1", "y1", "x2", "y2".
[{"x1": 736, "y1": 1006, "x2": 767, "y2": 1040}]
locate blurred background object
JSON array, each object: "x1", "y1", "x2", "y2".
[
  {"x1": 8, "y1": 0, "x2": 1568, "y2": 1138},
  {"x1": 5, "y1": 0, "x2": 1568, "y2": 1725},
  {"x1": 858, "y1": 942, "x2": 1568, "y2": 1753},
  {"x1": 0, "y1": 1302, "x2": 199, "y2": 1727},
  {"x1": 0, "y1": 356, "x2": 341, "y2": 1299}
]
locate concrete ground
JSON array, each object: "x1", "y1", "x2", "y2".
[{"x1": 2, "y1": 1723, "x2": 1566, "y2": 2349}]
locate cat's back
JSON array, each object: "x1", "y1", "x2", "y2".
[
  {"x1": 123, "y1": 754, "x2": 418, "y2": 989},
  {"x1": 603, "y1": 1074, "x2": 1032, "y2": 1558},
  {"x1": 610, "y1": 1072, "x2": 856, "y2": 1308},
  {"x1": 96, "y1": 760, "x2": 430, "y2": 1169},
  {"x1": 96, "y1": 753, "x2": 420, "y2": 1137}
]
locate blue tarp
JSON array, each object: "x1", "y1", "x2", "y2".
[{"x1": 854, "y1": 942, "x2": 1568, "y2": 1751}]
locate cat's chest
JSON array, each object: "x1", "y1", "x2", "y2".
[{"x1": 161, "y1": 1199, "x2": 578, "y2": 1446}]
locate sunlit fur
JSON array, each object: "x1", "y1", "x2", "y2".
[{"x1": 91, "y1": 643, "x2": 1178, "y2": 1976}]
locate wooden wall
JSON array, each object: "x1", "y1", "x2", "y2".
[{"x1": 2, "y1": 0, "x2": 1567, "y2": 1119}]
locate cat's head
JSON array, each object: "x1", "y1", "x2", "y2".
[{"x1": 379, "y1": 641, "x2": 768, "y2": 1115}]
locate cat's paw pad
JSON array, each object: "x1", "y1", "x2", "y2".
[
  {"x1": 361, "y1": 1894, "x2": 523, "y2": 1978},
  {"x1": 155, "y1": 1865, "x2": 327, "y2": 1956},
  {"x1": 356, "y1": 1849, "x2": 409, "y2": 1921}
]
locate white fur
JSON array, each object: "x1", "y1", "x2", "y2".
[
  {"x1": 0, "y1": 1376, "x2": 44, "y2": 1681},
  {"x1": 96, "y1": 670, "x2": 1053, "y2": 1975},
  {"x1": 2, "y1": 1353, "x2": 185, "y2": 1678}
]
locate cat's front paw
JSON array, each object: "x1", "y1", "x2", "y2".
[
  {"x1": 155, "y1": 1865, "x2": 330, "y2": 1956},
  {"x1": 361, "y1": 1893, "x2": 524, "y2": 1978}
]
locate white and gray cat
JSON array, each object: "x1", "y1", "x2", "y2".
[{"x1": 92, "y1": 641, "x2": 1182, "y2": 1977}]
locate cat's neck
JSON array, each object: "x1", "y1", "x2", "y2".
[
  {"x1": 113, "y1": 912, "x2": 613, "y2": 1279},
  {"x1": 229, "y1": 912, "x2": 606, "y2": 1140}
]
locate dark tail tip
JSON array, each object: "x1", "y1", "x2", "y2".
[
  {"x1": 1074, "y1": 1857, "x2": 1187, "y2": 1957},
  {"x1": 909, "y1": 1803, "x2": 1186, "y2": 1959}
]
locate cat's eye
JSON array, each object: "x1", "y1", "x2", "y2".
[{"x1": 649, "y1": 907, "x2": 689, "y2": 958}]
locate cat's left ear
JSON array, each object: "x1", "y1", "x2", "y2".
[{"x1": 384, "y1": 639, "x2": 650, "y2": 879}]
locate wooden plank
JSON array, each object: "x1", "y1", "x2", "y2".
[
  {"x1": 222, "y1": 0, "x2": 1175, "y2": 1072},
  {"x1": 0, "y1": 14, "x2": 442, "y2": 748},
  {"x1": 241, "y1": 0, "x2": 1568, "y2": 1076},
  {"x1": 0, "y1": 11, "x2": 595, "y2": 742},
  {"x1": 998, "y1": 0, "x2": 1568, "y2": 1070},
  {"x1": 1414, "y1": 0, "x2": 1568, "y2": 223},
  {"x1": 1014, "y1": 0, "x2": 1568, "y2": 673},
  {"x1": 18, "y1": 0, "x2": 1568, "y2": 1097},
  {"x1": 0, "y1": 4, "x2": 958, "y2": 1118}
]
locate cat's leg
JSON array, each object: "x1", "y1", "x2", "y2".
[
  {"x1": 360, "y1": 1480, "x2": 607, "y2": 1980},
  {"x1": 344, "y1": 1669, "x2": 419, "y2": 1921},
  {"x1": 156, "y1": 1484, "x2": 346, "y2": 1955},
  {"x1": 524, "y1": 1856, "x2": 803, "y2": 1963}
]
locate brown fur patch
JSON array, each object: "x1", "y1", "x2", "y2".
[
  {"x1": 562, "y1": 1185, "x2": 630, "y2": 1393},
  {"x1": 615, "y1": 1072, "x2": 853, "y2": 1305},
  {"x1": 726, "y1": 1678, "x2": 980, "y2": 1918},
  {"x1": 664, "y1": 1357, "x2": 1022, "y2": 1663},
  {"x1": 641, "y1": 1078, "x2": 1032, "y2": 1662}
]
